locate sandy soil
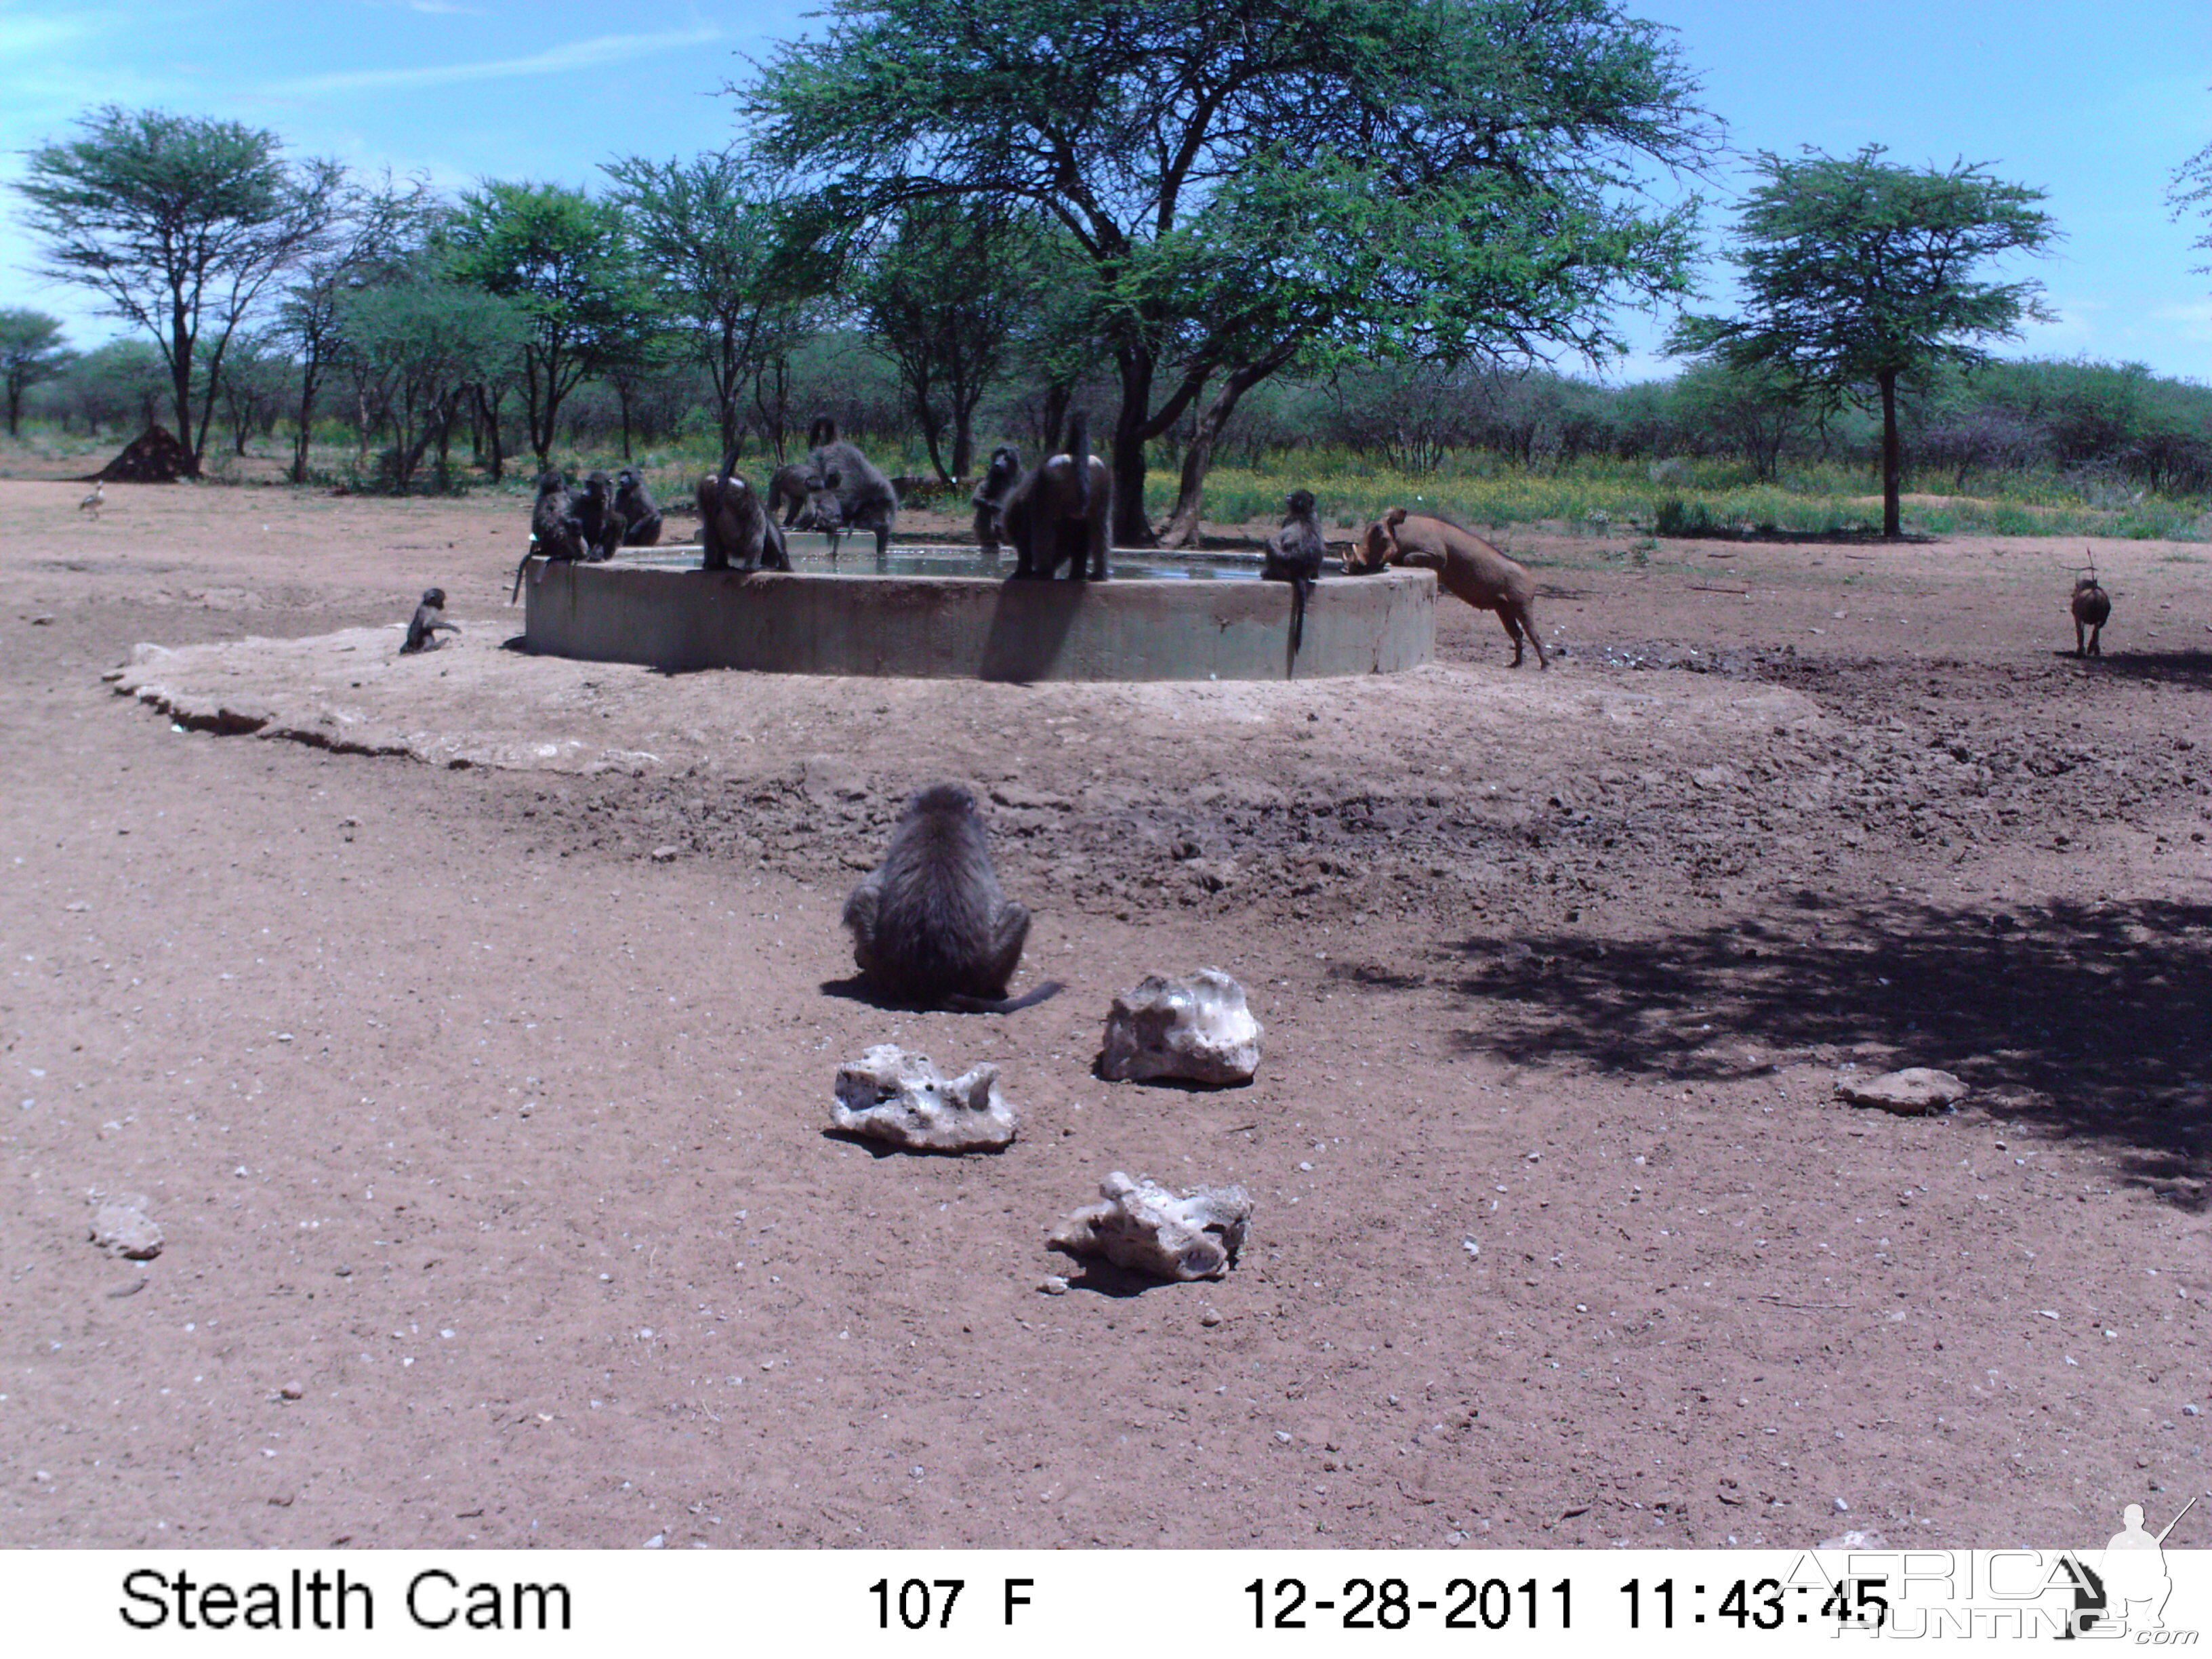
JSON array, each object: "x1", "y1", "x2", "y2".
[{"x1": 1, "y1": 472, "x2": 2207, "y2": 1552}]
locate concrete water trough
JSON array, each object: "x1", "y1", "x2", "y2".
[{"x1": 519, "y1": 537, "x2": 1435, "y2": 682}]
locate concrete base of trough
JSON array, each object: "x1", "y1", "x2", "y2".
[{"x1": 522, "y1": 558, "x2": 1435, "y2": 681}]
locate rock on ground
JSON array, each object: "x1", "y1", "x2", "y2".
[
  {"x1": 831, "y1": 1044, "x2": 1018, "y2": 1152},
  {"x1": 1099, "y1": 968, "x2": 1263, "y2": 1086},
  {"x1": 1837, "y1": 1067, "x2": 1969, "y2": 1115},
  {"x1": 1050, "y1": 1171, "x2": 1252, "y2": 1281}
]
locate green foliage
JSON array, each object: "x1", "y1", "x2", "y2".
[
  {"x1": 442, "y1": 182, "x2": 651, "y2": 464},
  {"x1": 338, "y1": 270, "x2": 529, "y2": 489},
  {"x1": 855, "y1": 200, "x2": 1059, "y2": 479},
  {"x1": 746, "y1": 0, "x2": 1719, "y2": 541},
  {"x1": 602, "y1": 152, "x2": 832, "y2": 457},
  {"x1": 14, "y1": 105, "x2": 342, "y2": 468},
  {"x1": 1668, "y1": 144, "x2": 2058, "y2": 537},
  {"x1": 0, "y1": 309, "x2": 73, "y2": 436}
]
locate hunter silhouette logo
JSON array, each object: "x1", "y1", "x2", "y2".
[{"x1": 2096, "y1": 1496, "x2": 2198, "y2": 1635}]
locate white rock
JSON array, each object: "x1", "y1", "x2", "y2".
[
  {"x1": 89, "y1": 1193, "x2": 163, "y2": 1261},
  {"x1": 1837, "y1": 1067, "x2": 1968, "y2": 1115},
  {"x1": 1099, "y1": 968, "x2": 1262, "y2": 1086},
  {"x1": 1051, "y1": 1171, "x2": 1252, "y2": 1281},
  {"x1": 831, "y1": 1044, "x2": 1017, "y2": 1152}
]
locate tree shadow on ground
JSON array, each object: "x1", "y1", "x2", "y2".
[{"x1": 1437, "y1": 893, "x2": 2212, "y2": 1205}]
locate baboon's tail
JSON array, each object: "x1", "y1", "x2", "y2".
[
  {"x1": 947, "y1": 979, "x2": 1065, "y2": 1015},
  {"x1": 1065, "y1": 412, "x2": 1090, "y2": 519},
  {"x1": 510, "y1": 547, "x2": 534, "y2": 605},
  {"x1": 1288, "y1": 573, "x2": 1311, "y2": 667}
]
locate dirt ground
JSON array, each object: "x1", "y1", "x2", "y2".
[{"x1": 1, "y1": 471, "x2": 2207, "y2": 1553}]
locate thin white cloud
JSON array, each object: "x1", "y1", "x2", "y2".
[{"x1": 274, "y1": 28, "x2": 721, "y2": 96}]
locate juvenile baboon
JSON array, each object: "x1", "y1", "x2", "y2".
[
  {"x1": 767, "y1": 463, "x2": 813, "y2": 527},
  {"x1": 613, "y1": 467, "x2": 662, "y2": 546},
  {"x1": 1355, "y1": 507, "x2": 1549, "y2": 668},
  {"x1": 575, "y1": 470, "x2": 625, "y2": 562},
  {"x1": 1003, "y1": 413, "x2": 1111, "y2": 581},
  {"x1": 796, "y1": 417, "x2": 898, "y2": 557},
  {"x1": 400, "y1": 588, "x2": 459, "y2": 655},
  {"x1": 79, "y1": 481, "x2": 104, "y2": 520},
  {"x1": 511, "y1": 470, "x2": 589, "y2": 602},
  {"x1": 1262, "y1": 488, "x2": 1328, "y2": 665},
  {"x1": 842, "y1": 783, "x2": 1063, "y2": 1013},
  {"x1": 970, "y1": 443, "x2": 1021, "y2": 554},
  {"x1": 2072, "y1": 571, "x2": 2112, "y2": 657},
  {"x1": 794, "y1": 468, "x2": 853, "y2": 560},
  {"x1": 696, "y1": 451, "x2": 791, "y2": 572}
]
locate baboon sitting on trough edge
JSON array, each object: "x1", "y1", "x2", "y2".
[
  {"x1": 1354, "y1": 507, "x2": 1549, "y2": 668},
  {"x1": 1263, "y1": 488, "x2": 1328, "y2": 666},
  {"x1": 696, "y1": 451, "x2": 791, "y2": 572},
  {"x1": 511, "y1": 470, "x2": 589, "y2": 602},
  {"x1": 970, "y1": 443, "x2": 1022, "y2": 555},
  {"x1": 614, "y1": 467, "x2": 662, "y2": 546},
  {"x1": 576, "y1": 470, "x2": 625, "y2": 562},
  {"x1": 842, "y1": 783, "x2": 1063, "y2": 1013},
  {"x1": 400, "y1": 588, "x2": 459, "y2": 654},
  {"x1": 1004, "y1": 413, "x2": 1111, "y2": 581}
]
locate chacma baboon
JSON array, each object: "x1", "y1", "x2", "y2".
[
  {"x1": 1354, "y1": 507, "x2": 1549, "y2": 668},
  {"x1": 512, "y1": 470, "x2": 589, "y2": 602},
  {"x1": 970, "y1": 443, "x2": 1021, "y2": 555},
  {"x1": 1003, "y1": 413, "x2": 1111, "y2": 581},
  {"x1": 696, "y1": 451, "x2": 792, "y2": 573},
  {"x1": 79, "y1": 481, "x2": 104, "y2": 520},
  {"x1": 2072, "y1": 570, "x2": 2112, "y2": 657},
  {"x1": 575, "y1": 470, "x2": 625, "y2": 562},
  {"x1": 768, "y1": 462, "x2": 813, "y2": 527},
  {"x1": 794, "y1": 417, "x2": 898, "y2": 557},
  {"x1": 613, "y1": 467, "x2": 662, "y2": 546},
  {"x1": 842, "y1": 783, "x2": 1063, "y2": 1013},
  {"x1": 794, "y1": 468, "x2": 853, "y2": 560},
  {"x1": 400, "y1": 588, "x2": 459, "y2": 655},
  {"x1": 1262, "y1": 488, "x2": 1328, "y2": 665}
]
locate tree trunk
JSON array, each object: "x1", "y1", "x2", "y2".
[
  {"x1": 1879, "y1": 369, "x2": 1901, "y2": 540},
  {"x1": 1109, "y1": 357, "x2": 1157, "y2": 547},
  {"x1": 950, "y1": 407, "x2": 974, "y2": 482},
  {"x1": 476, "y1": 386, "x2": 507, "y2": 483},
  {"x1": 1157, "y1": 358, "x2": 1281, "y2": 548}
]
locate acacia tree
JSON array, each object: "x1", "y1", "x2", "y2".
[
  {"x1": 339, "y1": 270, "x2": 528, "y2": 491},
  {"x1": 602, "y1": 152, "x2": 831, "y2": 460},
  {"x1": 1668, "y1": 145, "x2": 2057, "y2": 539},
  {"x1": 276, "y1": 175, "x2": 428, "y2": 483},
  {"x1": 0, "y1": 310, "x2": 73, "y2": 436},
  {"x1": 2171, "y1": 124, "x2": 2212, "y2": 275},
  {"x1": 443, "y1": 182, "x2": 649, "y2": 466},
  {"x1": 857, "y1": 200, "x2": 1050, "y2": 480},
  {"x1": 15, "y1": 106, "x2": 342, "y2": 473},
  {"x1": 747, "y1": 0, "x2": 1714, "y2": 545}
]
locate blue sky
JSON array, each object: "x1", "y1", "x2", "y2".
[{"x1": 3, "y1": 0, "x2": 2210, "y2": 384}]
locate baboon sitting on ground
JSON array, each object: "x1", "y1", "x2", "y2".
[
  {"x1": 400, "y1": 588, "x2": 459, "y2": 654},
  {"x1": 842, "y1": 783, "x2": 1062, "y2": 1013}
]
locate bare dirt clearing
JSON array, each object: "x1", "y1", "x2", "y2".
[{"x1": 2, "y1": 476, "x2": 2207, "y2": 1551}]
